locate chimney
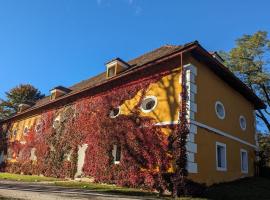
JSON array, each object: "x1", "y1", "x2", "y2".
[
  {"x1": 106, "y1": 58, "x2": 130, "y2": 79},
  {"x1": 50, "y1": 86, "x2": 72, "y2": 101}
]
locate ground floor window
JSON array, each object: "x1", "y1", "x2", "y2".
[
  {"x1": 112, "y1": 144, "x2": 121, "y2": 164},
  {"x1": 241, "y1": 149, "x2": 248, "y2": 173},
  {"x1": 216, "y1": 142, "x2": 227, "y2": 171}
]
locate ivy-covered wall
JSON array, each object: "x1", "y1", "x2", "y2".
[{"x1": 0, "y1": 66, "x2": 188, "y2": 192}]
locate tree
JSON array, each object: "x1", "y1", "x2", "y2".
[
  {"x1": 258, "y1": 133, "x2": 270, "y2": 167},
  {"x1": 0, "y1": 84, "x2": 44, "y2": 118},
  {"x1": 221, "y1": 31, "x2": 270, "y2": 132}
]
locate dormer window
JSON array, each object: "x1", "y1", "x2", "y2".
[
  {"x1": 108, "y1": 66, "x2": 116, "y2": 78},
  {"x1": 50, "y1": 86, "x2": 71, "y2": 101},
  {"x1": 106, "y1": 58, "x2": 130, "y2": 79}
]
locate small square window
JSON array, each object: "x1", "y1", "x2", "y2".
[
  {"x1": 241, "y1": 149, "x2": 248, "y2": 173},
  {"x1": 216, "y1": 142, "x2": 227, "y2": 171},
  {"x1": 108, "y1": 66, "x2": 116, "y2": 78}
]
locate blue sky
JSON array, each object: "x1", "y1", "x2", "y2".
[{"x1": 0, "y1": 0, "x2": 269, "y2": 99}]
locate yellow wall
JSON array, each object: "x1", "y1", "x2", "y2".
[
  {"x1": 187, "y1": 56, "x2": 257, "y2": 185},
  {"x1": 189, "y1": 128, "x2": 255, "y2": 185},
  {"x1": 192, "y1": 57, "x2": 256, "y2": 145},
  {"x1": 8, "y1": 115, "x2": 40, "y2": 142},
  {"x1": 121, "y1": 68, "x2": 182, "y2": 124}
]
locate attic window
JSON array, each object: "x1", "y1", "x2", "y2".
[
  {"x1": 108, "y1": 66, "x2": 116, "y2": 78},
  {"x1": 106, "y1": 58, "x2": 130, "y2": 79},
  {"x1": 50, "y1": 86, "x2": 71, "y2": 100}
]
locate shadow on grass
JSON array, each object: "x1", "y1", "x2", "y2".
[{"x1": 204, "y1": 177, "x2": 270, "y2": 200}]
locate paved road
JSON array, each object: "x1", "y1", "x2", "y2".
[{"x1": 0, "y1": 180, "x2": 157, "y2": 200}]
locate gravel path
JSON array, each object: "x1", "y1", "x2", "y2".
[{"x1": 0, "y1": 180, "x2": 157, "y2": 200}]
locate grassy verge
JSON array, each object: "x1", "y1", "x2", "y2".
[{"x1": 0, "y1": 173, "x2": 59, "y2": 182}]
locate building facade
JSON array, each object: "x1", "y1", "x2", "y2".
[{"x1": 0, "y1": 41, "x2": 265, "y2": 187}]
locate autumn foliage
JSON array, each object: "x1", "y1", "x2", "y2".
[{"x1": 0, "y1": 69, "x2": 201, "y2": 195}]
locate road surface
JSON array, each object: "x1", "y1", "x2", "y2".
[{"x1": 0, "y1": 180, "x2": 157, "y2": 200}]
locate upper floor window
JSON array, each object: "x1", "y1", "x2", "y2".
[
  {"x1": 13, "y1": 130, "x2": 17, "y2": 138},
  {"x1": 141, "y1": 96, "x2": 158, "y2": 113},
  {"x1": 215, "y1": 101, "x2": 225, "y2": 120},
  {"x1": 240, "y1": 149, "x2": 248, "y2": 173},
  {"x1": 216, "y1": 142, "x2": 227, "y2": 171},
  {"x1": 239, "y1": 115, "x2": 247, "y2": 131},
  {"x1": 23, "y1": 127, "x2": 29, "y2": 136}
]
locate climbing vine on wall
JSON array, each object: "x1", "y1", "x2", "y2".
[{"x1": 0, "y1": 67, "x2": 205, "y2": 195}]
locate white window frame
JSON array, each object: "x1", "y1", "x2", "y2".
[
  {"x1": 215, "y1": 101, "x2": 225, "y2": 120},
  {"x1": 140, "y1": 96, "x2": 158, "y2": 113},
  {"x1": 112, "y1": 144, "x2": 121, "y2": 164},
  {"x1": 107, "y1": 65, "x2": 116, "y2": 78},
  {"x1": 216, "y1": 142, "x2": 227, "y2": 171},
  {"x1": 240, "y1": 149, "x2": 248, "y2": 173},
  {"x1": 109, "y1": 106, "x2": 121, "y2": 118},
  {"x1": 239, "y1": 115, "x2": 247, "y2": 131}
]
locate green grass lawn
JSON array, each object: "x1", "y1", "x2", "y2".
[
  {"x1": 0, "y1": 173, "x2": 59, "y2": 182},
  {"x1": 0, "y1": 173, "x2": 269, "y2": 199}
]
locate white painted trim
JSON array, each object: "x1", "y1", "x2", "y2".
[
  {"x1": 216, "y1": 142, "x2": 227, "y2": 171},
  {"x1": 106, "y1": 60, "x2": 129, "y2": 69},
  {"x1": 140, "y1": 96, "x2": 158, "y2": 113},
  {"x1": 190, "y1": 120, "x2": 258, "y2": 149},
  {"x1": 215, "y1": 101, "x2": 225, "y2": 120},
  {"x1": 187, "y1": 102, "x2": 197, "y2": 113},
  {"x1": 240, "y1": 149, "x2": 248, "y2": 174},
  {"x1": 187, "y1": 152, "x2": 195, "y2": 162},
  {"x1": 187, "y1": 133, "x2": 195, "y2": 143},
  {"x1": 109, "y1": 106, "x2": 121, "y2": 118},
  {"x1": 187, "y1": 82, "x2": 197, "y2": 94},
  {"x1": 184, "y1": 64, "x2": 197, "y2": 76},
  {"x1": 154, "y1": 120, "x2": 257, "y2": 149},
  {"x1": 187, "y1": 161, "x2": 198, "y2": 173},
  {"x1": 186, "y1": 141, "x2": 197, "y2": 153}
]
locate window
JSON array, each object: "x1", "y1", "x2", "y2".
[
  {"x1": 13, "y1": 130, "x2": 17, "y2": 138},
  {"x1": 141, "y1": 96, "x2": 158, "y2": 113},
  {"x1": 108, "y1": 66, "x2": 116, "y2": 78},
  {"x1": 239, "y1": 115, "x2": 247, "y2": 131},
  {"x1": 216, "y1": 142, "x2": 227, "y2": 171},
  {"x1": 112, "y1": 144, "x2": 121, "y2": 164},
  {"x1": 241, "y1": 149, "x2": 248, "y2": 173},
  {"x1": 23, "y1": 127, "x2": 29, "y2": 136},
  {"x1": 109, "y1": 107, "x2": 121, "y2": 118},
  {"x1": 215, "y1": 101, "x2": 225, "y2": 119},
  {"x1": 53, "y1": 115, "x2": 61, "y2": 129},
  {"x1": 35, "y1": 123, "x2": 42, "y2": 133}
]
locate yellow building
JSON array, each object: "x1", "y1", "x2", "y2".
[{"x1": 0, "y1": 41, "x2": 265, "y2": 186}]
